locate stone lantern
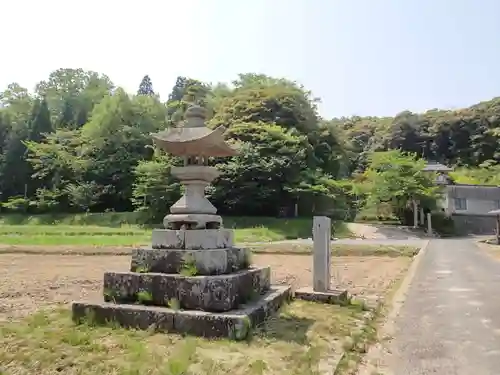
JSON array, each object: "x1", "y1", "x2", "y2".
[{"x1": 72, "y1": 105, "x2": 290, "y2": 339}]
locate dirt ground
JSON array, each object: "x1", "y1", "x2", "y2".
[
  {"x1": 0, "y1": 253, "x2": 411, "y2": 321},
  {"x1": 346, "y1": 222, "x2": 423, "y2": 240},
  {"x1": 477, "y1": 241, "x2": 500, "y2": 260}
]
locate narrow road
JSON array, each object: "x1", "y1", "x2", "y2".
[{"x1": 384, "y1": 239, "x2": 500, "y2": 375}]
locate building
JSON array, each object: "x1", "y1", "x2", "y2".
[
  {"x1": 422, "y1": 161, "x2": 500, "y2": 234},
  {"x1": 441, "y1": 184, "x2": 500, "y2": 234}
]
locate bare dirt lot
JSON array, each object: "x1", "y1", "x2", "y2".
[{"x1": 0, "y1": 253, "x2": 411, "y2": 321}]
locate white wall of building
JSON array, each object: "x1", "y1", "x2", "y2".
[{"x1": 443, "y1": 185, "x2": 500, "y2": 216}]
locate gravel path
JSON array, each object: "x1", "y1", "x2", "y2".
[{"x1": 383, "y1": 239, "x2": 500, "y2": 374}]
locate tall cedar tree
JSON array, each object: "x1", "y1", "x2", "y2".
[
  {"x1": 59, "y1": 98, "x2": 75, "y2": 128},
  {"x1": 137, "y1": 75, "x2": 155, "y2": 96},
  {"x1": 29, "y1": 98, "x2": 53, "y2": 142}
]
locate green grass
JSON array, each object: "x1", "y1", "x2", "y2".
[
  {"x1": 0, "y1": 225, "x2": 151, "y2": 246},
  {"x1": 0, "y1": 213, "x2": 353, "y2": 246},
  {"x1": 0, "y1": 301, "x2": 368, "y2": 375}
]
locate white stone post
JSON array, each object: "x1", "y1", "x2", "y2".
[
  {"x1": 313, "y1": 216, "x2": 331, "y2": 292},
  {"x1": 427, "y1": 213, "x2": 432, "y2": 236},
  {"x1": 413, "y1": 200, "x2": 418, "y2": 228}
]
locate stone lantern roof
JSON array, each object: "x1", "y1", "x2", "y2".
[{"x1": 151, "y1": 105, "x2": 237, "y2": 157}]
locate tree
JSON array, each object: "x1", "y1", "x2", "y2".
[
  {"x1": 132, "y1": 154, "x2": 182, "y2": 222},
  {"x1": 131, "y1": 94, "x2": 168, "y2": 133},
  {"x1": 166, "y1": 76, "x2": 212, "y2": 125},
  {"x1": 25, "y1": 129, "x2": 84, "y2": 210},
  {"x1": 451, "y1": 160, "x2": 500, "y2": 185},
  {"x1": 355, "y1": 150, "x2": 440, "y2": 225},
  {"x1": 58, "y1": 98, "x2": 76, "y2": 129},
  {"x1": 0, "y1": 84, "x2": 33, "y2": 201},
  {"x1": 29, "y1": 98, "x2": 53, "y2": 142},
  {"x1": 137, "y1": 75, "x2": 155, "y2": 96},
  {"x1": 0, "y1": 112, "x2": 10, "y2": 155},
  {"x1": 5, "y1": 67, "x2": 500, "y2": 220},
  {"x1": 210, "y1": 78, "x2": 319, "y2": 134},
  {"x1": 209, "y1": 122, "x2": 312, "y2": 216},
  {"x1": 0, "y1": 83, "x2": 32, "y2": 107},
  {"x1": 35, "y1": 68, "x2": 113, "y2": 123}
]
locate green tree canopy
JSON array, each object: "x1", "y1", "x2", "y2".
[
  {"x1": 2, "y1": 67, "x2": 500, "y2": 220},
  {"x1": 355, "y1": 150, "x2": 440, "y2": 224}
]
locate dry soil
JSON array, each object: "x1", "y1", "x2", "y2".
[{"x1": 0, "y1": 253, "x2": 411, "y2": 321}]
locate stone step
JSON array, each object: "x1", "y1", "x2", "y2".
[
  {"x1": 131, "y1": 247, "x2": 250, "y2": 275},
  {"x1": 103, "y1": 266, "x2": 271, "y2": 312},
  {"x1": 73, "y1": 285, "x2": 291, "y2": 340}
]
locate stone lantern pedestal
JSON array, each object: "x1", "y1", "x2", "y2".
[{"x1": 71, "y1": 106, "x2": 291, "y2": 339}]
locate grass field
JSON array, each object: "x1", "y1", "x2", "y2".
[
  {"x1": 0, "y1": 300, "x2": 374, "y2": 375},
  {"x1": 0, "y1": 213, "x2": 353, "y2": 246}
]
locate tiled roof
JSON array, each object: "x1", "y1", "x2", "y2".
[{"x1": 423, "y1": 161, "x2": 453, "y2": 172}]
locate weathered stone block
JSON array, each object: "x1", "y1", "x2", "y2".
[
  {"x1": 103, "y1": 267, "x2": 271, "y2": 312},
  {"x1": 72, "y1": 302, "x2": 176, "y2": 331},
  {"x1": 103, "y1": 272, "x2": 155, "y2": 304},
  {"x1": 184, "y1": 229, "x2": 234, "y2": 250},
  {"x1": 131, "y1": 247, "x2": 250, "y2": 275},
  {"x1": 152, "y1": 229, "x2": 184, "y2": 249},
  {"x1": 72, "y1": 286, "x2": 291, "y2": 339},
  {"x1": 294, "y1": 287, "x2": 350, "y2": 305},
  {"x1": 151, "y1": 229, "x2": 234, "y2": 250}
]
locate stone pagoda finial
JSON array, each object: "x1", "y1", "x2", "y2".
[{"x1": 183, "y1": 105, "x2": 207, "y2": 128}]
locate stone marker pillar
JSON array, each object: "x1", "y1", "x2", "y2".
[
  {"x1": 496, "y1": 214, "x2": 500, "y2": 245},
  {"x1": 420, "y1": 207, "x2": 425, "y2": 225},
  {"x1": 313, "y1": 216, "x2": 331, "y2": 292},
  {"x1": 427, "y1": 212, "x2": 432, "y2": 236},
  {"x1": 295, "y1": 216, "x2": 349, "y2": 305},
  {"x1": 413, "y1": 200, "x2": 418, "y2": 228}
]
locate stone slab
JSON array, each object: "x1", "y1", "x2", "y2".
[
  {"x1": 131, "y1": 247, "x2": 250, "y2": 275},
  {"x1": 294, "y1": 287, "x2": 350, "y2": 305},
  {"x1": 72, "y1": 286, "x2": 291, "y2": 340},
  {"x1": 103, "y1": 266, "x2": 271, "y2": 312},
  {"x1": 151, "y1": 228, "x2": 234, "y2": 250}
]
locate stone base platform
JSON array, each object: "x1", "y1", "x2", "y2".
[
  {"x1": 294, "y1": 287, "x2": 350, "y2": 305},
  {"x1": 103, "y1": 266, "x2": 271, "y2": 312},
  {"x1": 72, "y1": 286, "x2": 291, "y2": 340},
  {"x1": 131, "y1": 247, "x2": 250, "y2": 275}
]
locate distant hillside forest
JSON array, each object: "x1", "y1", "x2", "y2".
[{"x1": 0, "y1": 68, "x2": 498, "y2": 220}]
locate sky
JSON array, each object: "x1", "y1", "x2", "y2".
[{"x1": 2, "y1": 0, "x2": 500, "y2": 118}]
